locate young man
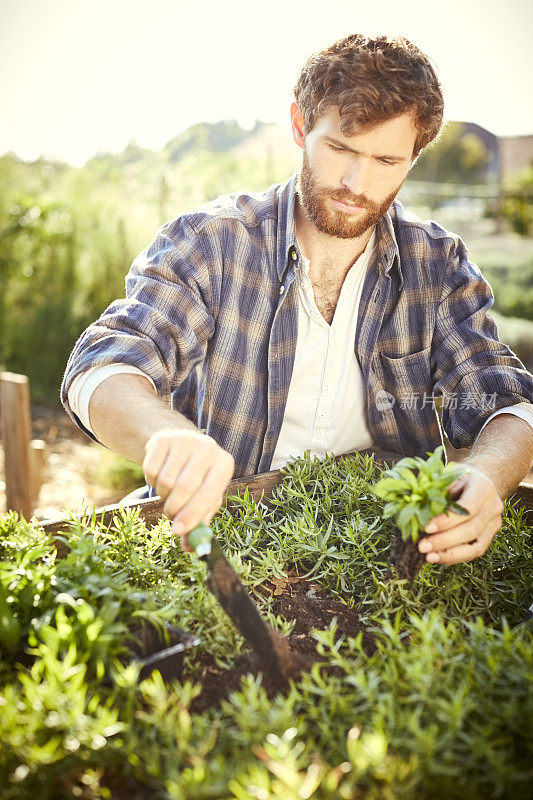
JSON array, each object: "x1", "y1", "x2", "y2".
[{"x1": 62, "y1": 34, "x2": 533, "y2": 565}]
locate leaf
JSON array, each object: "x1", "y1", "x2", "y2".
[
  {"x1": 416, "y1": 506, "x2": 433, "y2": 529},
  {"x1": 393, "y1": 456, "x2": 420, "y2": 471},
  {"x1": 397, "y1": 467, "x2": 419, "y2": 491},
  {"x1": 371, "y1": 478, "x2": 410, "y2": 498},
  {"x1": 383, "y1": 501, "x2": 402, "y2": 519},
  {"x1": 430, "y1": 500, "x2": 446, "y2": 516},
  {"x1": 410, "y1": 516, "x2": 420, "y2": 543},
  {"x1": 396, "y1": 504, "x2": 417, "y2": 529},
  {"x1": 447, "y1": 501, "x2": 470, "y2": 516}
]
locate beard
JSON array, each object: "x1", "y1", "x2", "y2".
[{"x1": 298, "y1": 148, "x2": 404, "y2": 239}]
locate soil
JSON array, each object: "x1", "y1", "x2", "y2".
[
  {"x1": 388, "y1": 529, "x2": 427, "y2": 584},
  {"x1": 191, "y1": 574, "x2": 375, "y2": 713}
]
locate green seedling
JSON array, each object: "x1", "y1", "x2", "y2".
[{"x1": 371, "y1": 446, "x2": 469, "y2": 542}]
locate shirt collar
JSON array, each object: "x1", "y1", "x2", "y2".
[
  {"x1": 375, "y1": 202, "x2": 403, "y2": 290},
  {"x1": 276, "y1": 173, "x2": 299, "y2": 281}
]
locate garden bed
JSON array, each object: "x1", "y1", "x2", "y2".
[{"x1": 1, "y1": 450, "x2": 532, "y2": 800}]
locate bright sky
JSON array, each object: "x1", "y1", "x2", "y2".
[{"x1": 1, "y1": 0, "x2": 531, "y2": 165}]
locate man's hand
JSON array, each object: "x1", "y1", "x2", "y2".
[
  {"x1": 418, "y1": 466, "x2": 504, "y2": 565},
  {"x1": 142, "y1": 429, "x2": 235, "y2": 551}
]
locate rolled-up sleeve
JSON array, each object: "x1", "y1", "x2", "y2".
[
  {"x1": 61, "y1": 216, "x2": 217, "y2": 424},
  {"x1": 431, "y1": 241, "x2": 533, "y2": 448}
]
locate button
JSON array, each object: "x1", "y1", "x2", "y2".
[
  {"x1": 292, "y1": 250, "x2": 297, "y2": 261},
  {"x1": 279, "y1": 285, "x2": 285, "y2": 294},
  {"x1": 319, "y1": 411, "x2": 325, "y2": 418}
]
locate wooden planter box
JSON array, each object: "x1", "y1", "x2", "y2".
[{"x1": 39, "y1": 448, "x2": 533, "y2": 559}]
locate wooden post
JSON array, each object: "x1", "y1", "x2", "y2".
[
  {"x1": 29, "y1": 439, "x2": 46, "y2": 505},
  {"x1": 0, "y1": 372, "x2": 33, "y2": 519}
]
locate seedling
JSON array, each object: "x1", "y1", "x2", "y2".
[{"x1": 371, "y1": 446, "x2": 469, "y2": 543}]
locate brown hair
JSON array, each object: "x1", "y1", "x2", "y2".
[{"x1": 294, "y1": 34, "x2": 444, "y2": 155}]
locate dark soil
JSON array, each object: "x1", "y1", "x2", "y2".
[
  {"x1": 388, "y1": 529, "x2": 426, "y2": 584},
  {"x1": 190, "y1": 574, "x2": 375, "y2": 713}
]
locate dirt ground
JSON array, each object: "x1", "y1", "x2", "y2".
[
  {"x1": 190, "y1": 574, "x2": 376, "y2": 713},
  {"x1": 0, "y1": 404, "x2": 532, "y2": 525}
]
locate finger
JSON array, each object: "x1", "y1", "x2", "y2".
[
  {"x1": 425, "y1": 529, "x2": 495, "y2": 565},
  {"x1": 174, "y1": 501, "x2": 221, "y2": 556},
  {"x1": 420, "y1": 514, "x2": 485, "y2": 553},
  {"x1": 176, "y1": 529, "x2": 193, "y2": 554},
  {"x1": 161, "y1": 455, "x2": 207, "y2": 520},
  {"x1": 425, "y1": 480, "x2": 485, "y2": 533},
  {"x1": 173, "y1": 463, "x2": 229, "y2": 534},
  {"x1": 421, "y1": 503, "x2": 502, "y2": 553},
  {"x1": 202, "y1": 500, "x2": 221, "y2": 526},
  {"x1": 447, "y1": 474, "x2": 468, "y2": 499},
  {"x1": 142, "y1": 438, "x2": 171, "y2": 490}
]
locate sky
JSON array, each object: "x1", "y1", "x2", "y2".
[{"x1": 1, "y1": 0, "x2": 532, "y2": 166}]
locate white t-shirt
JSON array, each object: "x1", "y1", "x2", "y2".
[{"x1": 270, "y1": 234, "x2": 376, "y2": 469}]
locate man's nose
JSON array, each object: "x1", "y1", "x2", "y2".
[{"x1": 341, "y1": 157, "x2": 371, "y2": 195}]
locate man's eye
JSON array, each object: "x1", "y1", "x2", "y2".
[
  {"x1": 378, "y1": 158, "x2": 396, "y2": 165},
  {"x1": 328, "y1": 144, "x2": 345, "y2": 152}
]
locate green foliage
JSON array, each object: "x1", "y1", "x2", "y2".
[
  {"x1": 410, "y1": 122, "x2": 490, "y2": 184},
  {"x1": 90, "y1": 450, "x2": 145, "y2": 493},
  {"x1": 0, "y1": 125, "x2": 298, "y2": 404},
  {"x1": 501, "y1": 165, "x2": 533, "y2": 236},
  {"x1": 370, "y1": 446, "x2": 468, "y2": 542},
  {"x1": 0, "y1": 201, "x2": 79, "y2": 400},
  {"x1": 480, "y1": 254, "x2": 533, "y2": 323},
  {"x1": 1, "y1": 451, "x2": 532, "y2": 798}
]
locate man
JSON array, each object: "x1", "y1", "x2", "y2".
[{"x1": 61, "y1": 34, "x2": 533, "y2": 565}]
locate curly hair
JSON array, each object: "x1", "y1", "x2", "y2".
[{"x1": 294, "y1": 34, "x2": 444, "y2": 155}]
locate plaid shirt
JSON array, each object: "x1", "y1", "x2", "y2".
[{"x1": 61, "y1": 174, "x2": 533, "y2": 477}]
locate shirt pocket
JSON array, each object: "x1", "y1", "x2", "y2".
[{"x1": 378, "y1": 346, "x2": 433, "y2": 399}]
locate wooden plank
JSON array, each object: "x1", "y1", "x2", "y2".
[
  {"x1": 29, "y1": 439, "x2": 46, "y2": 505},
  {"x1": 0, "y1": 372, "x2": 33, "y2": 519}
]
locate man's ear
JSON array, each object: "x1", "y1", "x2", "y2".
[{"x1": 290, "y1": 102, "x2": 305, "y2": 150}]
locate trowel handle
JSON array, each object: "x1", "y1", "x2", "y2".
[{"x1": 188, "y1": 522, "x2": 213, "y2": 557}]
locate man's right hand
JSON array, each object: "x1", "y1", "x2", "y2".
[{"x1": 142, "y1": 429, "x2": 235, "y2": 551}]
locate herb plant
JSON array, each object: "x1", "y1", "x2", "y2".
[
  {"x1": 370, "y1": 445, "x2": 469, "y2": 542},
  {"x1": 0, "y1": 451, "x2": 532, "y2": 799}
]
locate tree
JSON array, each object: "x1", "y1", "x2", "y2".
[{"x1": 410, "y1": 122, "x2": 489, "y2": 184}]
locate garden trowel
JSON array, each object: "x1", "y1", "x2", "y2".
[{"x1": 188, "y1": 523, "x2": 299, "y2": 686}]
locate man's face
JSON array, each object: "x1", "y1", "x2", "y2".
[{"x1": 295, "y1": 106, "x2": 418, "y2": 239}]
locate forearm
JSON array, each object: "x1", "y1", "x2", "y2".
[
  {"x1": 461, "y1": 414, "x2": 533, "y2": 499},
  {"x1": 89, "y1": 373, "x2": 198, "y2": 464}
]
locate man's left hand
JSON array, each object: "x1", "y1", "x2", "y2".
[{"x1": 418, "y1": 466, "x2": 504, "y2": 565}]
